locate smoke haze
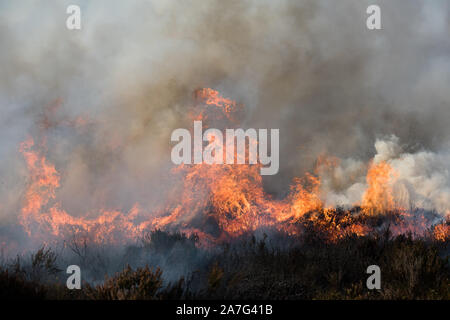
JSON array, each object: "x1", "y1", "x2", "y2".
[{"x1": 0, "y1": 0, "x2": 449, "y2": 249}]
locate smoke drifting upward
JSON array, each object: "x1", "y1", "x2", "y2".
[{"x1": 0, "y1": 1, "x2": 449, "y2": 251}]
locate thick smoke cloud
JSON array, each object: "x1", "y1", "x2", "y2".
[
  {"x1": 0, "y1": 0, "x2": 449, "y2": 231},
  {"x1": 320, "y1": 135, "x2": 450, "y2": 217}
]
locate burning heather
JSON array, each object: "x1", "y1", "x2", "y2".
[
  {"x1": 8, "y1": 88, "x2": 448, "y2": 252},
  {"x1": 0, "y1": 1, "x2": 449, "y2": 301}
]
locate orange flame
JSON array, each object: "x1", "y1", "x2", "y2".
[
  {"x1": 16, "y1": 89, "x2": 447, "y2": 247},
  {"x1": 362, "y1": 161, "x2": 398, "y2": 215},
  {"x1": 433, "y1": 223, "x2": 449, "y2": 242},
  {"x1": 19, "y1": 137, "x2": 148, "y2": 244}
]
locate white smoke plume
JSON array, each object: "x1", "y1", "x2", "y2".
[{"x1": 321, "y1": 136, "x2": 450, "y2": 217}]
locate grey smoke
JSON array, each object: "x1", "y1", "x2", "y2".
[{"x1": 0, "y1": 0, "x2": 449, "y2": 245}]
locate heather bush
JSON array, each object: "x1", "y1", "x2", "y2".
[
  {"x1": 1, "y1": 229, "x2": 448, "y2": 300},
  {"x1": 85, "y1": 265, "x2": 163, "y2": 300}
]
